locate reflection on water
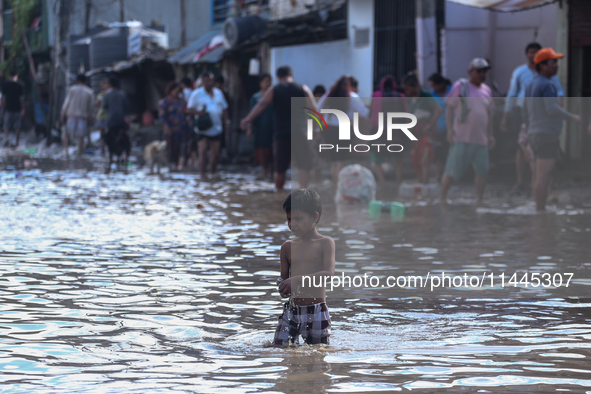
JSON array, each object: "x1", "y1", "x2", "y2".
[{"x1": 1, "y1": 166, "x2": 591, "y2": 392}]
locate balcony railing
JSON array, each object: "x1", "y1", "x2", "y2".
[{"x1": 212, "y1": 0, "x2": 270, "y2": 25}]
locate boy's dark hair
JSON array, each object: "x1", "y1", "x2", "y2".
[
  {"x1": 535, "y1": 59, "x2": 549, "y2": 73},
  {"x1": 9, "y1": 69, "x2": 17, "y2": 77},
  {"x1": 526, "y1": 42, "x2": 542, "y2": 53},
  {"x1": 76, "y1": 74, "x2": 87, "y2": 84},
  {"x1": 312, "y1": 84, "x2": 326, "y2": 96},
  {"x1": 283, "y1": 189, "x2": 322, "y2": 222},
  {"x1": 108, "y1": 76, "x2": 120, "y2": 89},
  {"x1": 348, "y1": 76, "x2": 358, "y2": 89},
  {"x1": 276, "y1": 65, "x2": 293, "y2": 78},
  {"x1": 201, "y1": 71, "x2": 213, "y2": 80},
  {"x1": 259, "y1": 73, "x2": 272, "y2": 83},
  {"x1": 403, "y1": 72, "x2": 419, "y2": 87}
]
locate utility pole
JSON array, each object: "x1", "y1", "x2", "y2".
[
  {"x1": 47, "y1": 0, "x2": 71, "y2": 144},
  {"x1": 0, "y1": 0, "x2": 4, "y2": 65},
  {"x1": 120, "y1": 0, "x2": 124, "y2": 22},
  {"x1": 180, "y1": 0, "x2": 186, "y2": 46},
  {"x1": 84, "y1": 0, "x2": 92, "y2": 33}
]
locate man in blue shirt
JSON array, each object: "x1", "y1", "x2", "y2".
[
  {"x1": 429, "y1": 73, "x2": 452, "y2": 182},
  {"x1": 523, "y1": 48, "x2": 580, "y2": 211},
  {"x1": 501, "y1": 42, "x2": 565, "y2": 194}
]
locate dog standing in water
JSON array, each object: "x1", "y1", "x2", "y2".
[
  {"x1": 144, "y1": 140, "x2": 167, "y2": 174},
  {"x1": 104, "y1": 125, "x2": 131, "y2": 173}
]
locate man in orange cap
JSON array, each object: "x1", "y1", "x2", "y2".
[
  {"x1": 501, "y1": 42, "x2": 565, "y2": 195},
  {"x1": 523, "y1": 48, "x2": 581, "y2": 211}
]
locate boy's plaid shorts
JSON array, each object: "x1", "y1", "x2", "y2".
[{"x1": 273, "y1": 301, "x2": 331, "y2": 345}]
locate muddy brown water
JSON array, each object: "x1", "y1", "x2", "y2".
[{"x1": 1, "y1": 165, "x2": 590, "y2": 393}]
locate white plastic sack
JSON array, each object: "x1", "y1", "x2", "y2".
[
  {"x1": 398, "y1": 182, "x2": 440, "y2": 199},
  {"x1": 335, "y1": 164, "x2": 376, "y2": 204}
]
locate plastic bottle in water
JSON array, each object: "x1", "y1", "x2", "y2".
[{"x1": 369, "y1": 200, "x2": 405, "y2": 219}]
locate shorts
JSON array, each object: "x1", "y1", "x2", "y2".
[
  {"x1": 528, "y1": 133, "x2": 560, "y2": 160},
  {"x1": 273, "y1": 301, "x2": 331, "y2": 346},
  {"x1": 518, "y1": 128, "x2": 535, "y2": 162},
  {"x1": 195, "y1": 133, "x2": 223, "y2": 143},
  {"x1": 444, "y1": 142, "x2": 489, "y2": 179},
  {"x1": 66, "y1": 118, "x2": 88, "y2": 138},
  {"x1": 3, "y1": 111, "x2": 22, "y2": 131},
  {"x1": 274, "y1": 135, "x2": 314, "y2": 174}
]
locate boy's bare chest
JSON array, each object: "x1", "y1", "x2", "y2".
[{"x1": 289, "y1": 242, "x2": 323, "y2": 271}]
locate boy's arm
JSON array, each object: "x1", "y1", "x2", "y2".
[
  {"x1": 278, "y1": 241, "x2": 291, "y2": 298},
  {"x1": 280, "y1": 241, "x2": 291, "y2": 280}
]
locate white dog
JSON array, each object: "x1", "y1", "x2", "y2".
[{"x1": 143, "y1": 140, "x2": 167, "y2": 174}]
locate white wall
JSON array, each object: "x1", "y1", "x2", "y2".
[
  {"x1": 270, "y1": 40, "x2": 352, "y2": 94},
  {"x1": 348, "y1": 0, "x2": 374, "y2": 98},
  {"x1": 443, "y1": 1, "x2": 558, "y2": 94},
  {"x1": 269, "y1": 0, "x2": 374, "y2": 98}
]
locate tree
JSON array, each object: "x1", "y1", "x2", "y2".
[{"x1": 1, "y1": 0, "x2": 38, "y2": 75}]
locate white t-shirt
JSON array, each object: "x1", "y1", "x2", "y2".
[
  {"x1": 187, "y1": 87, "x2": 228, "y2": 136},
  {"x1": 182, "y1": 88, "x2": 193, "y2": 102}
]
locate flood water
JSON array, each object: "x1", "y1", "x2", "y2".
[{"x1": 1, "y1": 164, "x2": 591, "y2": 393}]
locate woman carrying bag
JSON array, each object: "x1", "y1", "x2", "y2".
[{"x1": 187, "y1": 72, "x2": 229, "y2": 177}]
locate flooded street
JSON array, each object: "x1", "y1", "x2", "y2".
[{"x1": 1, "y1": 164, "x2": 591, "y2": 392}]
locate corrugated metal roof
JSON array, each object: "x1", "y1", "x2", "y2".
[
  {"x1": 195, "y1": 45, "x2": 225, "y2": 63},
  {"x1": 168, "y1": 30, "x2": 222, "y2": 64},
  {"x1": 447, "y1": 0, "x2": 557, "y2": 12}
]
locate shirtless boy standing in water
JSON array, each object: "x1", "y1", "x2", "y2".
[{"x1": 274, "y1": 189, "x2": 335, "y2": 346}]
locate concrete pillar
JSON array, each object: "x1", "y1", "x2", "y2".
[
  {"x1": 416, "y1": 0, "x2": 438, "y2": 88},
  {"x1": 556, "y1": 1, "x2": 569, "y2": 95},
  {"x1": 486, "y1": 10, "x2": 497, "y2": 88},
  {"x1": 555, "y1": 1, "x2": 579, "y2": 159}
]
